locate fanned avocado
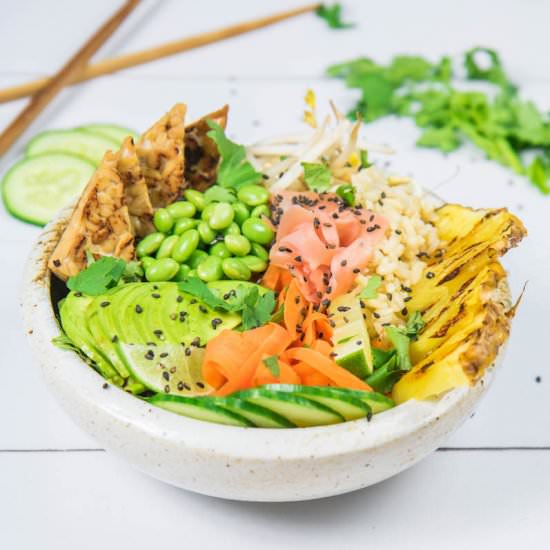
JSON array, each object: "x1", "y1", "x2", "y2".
[
  {"x1": 60, "y1": 292, "x2": 122, "y2": 384},
  {"x1": 59, "y1": 281, "x2": 248, "y2": 396}
]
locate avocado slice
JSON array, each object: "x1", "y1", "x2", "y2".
[
  {"x1": 329, "y1": 294, "x2": 373, "y2": 377},
  {"x1": 60, "y1": 292, "x2": 122, "y2": 384}
]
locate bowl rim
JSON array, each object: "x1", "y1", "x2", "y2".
[{"x1": 20, "y1": 204, "x2": 498, "y2": 462}]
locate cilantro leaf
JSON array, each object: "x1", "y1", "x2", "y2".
[
  {"x1": 404, "y1": 311, "x2": 426, "y2": 340},
  {"x1": 360, "y1": 275, "x2": 382, "y2": 300},
  {"x1": 178, "y1": 277, "x2": 228, "y2": 310},
  {"x1": 527, "y1": 156, "x2": 550, "y2": 195},
  {"x1": 178, "y1": 277, "x2": 276, "y2": 330},
  {"x1": 67, "y1": 256, "x2": 127, "y2": 295},
  {"x1": 315, "y1": 3, "x2": 354, "y2": 29},
  {"x1": 336, "y1": 184, "x2": 355, "y2": 206},
  {"x1": 206, "y1": 120, "x2": 261, "y2": 189},
  {"x1": 270, "y1": 303, "x2": 285, "y2": 323},
  {"x1": 263, "y1": 355, "x2": 280, "y2": 377},
  {"x1": 464, "y1": 47, "x2": 514, "y2": 92},
  {"x1": 203, "y1": 185, "x2": 237, "y2": 204},
  {"x1": 241, "y1": 290, "x2": 276, "y2": 330},
  {"x1": 417, "y1": 126, "x2": 461, "y2": 153},
  {"x1": 302, "y1": 162, "x2": 332, "y2": 192}
]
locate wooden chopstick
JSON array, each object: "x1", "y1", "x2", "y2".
[
  {"x1": 0, "y1": 3, "x2": 321, "y2": 105},
  {"x1": 0, "y1": 0, "x2": 140, "y2": 157}
]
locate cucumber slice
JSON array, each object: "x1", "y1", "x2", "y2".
[
  {"x1": 80, "y1": 124, "x2": 139, "y2": 144},
  {"x1": 210, "y1": 397, "x2": 296, "y2": 428},
  {"x1": 148, "y1": 395, "x2": 253, "y2": 427},
  {"x1": 234, "y1": 389, "x2": 344, "y2": 427},
  {"x1": 26, "y1": 129, "x2": 119, "y2": 165},
  {"x1": 328, "y1": 388, "x2": 395, "y2": 414},
  {"x1": 1, "y1": 153, "x2": 95, "y2": 226},
  {"x1": 261, "y1": 384, "x2": 371, "y2": 421}
]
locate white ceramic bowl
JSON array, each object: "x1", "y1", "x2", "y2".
[{"x1": 21, "y1": 206, "x2": 502, "y2": 502}]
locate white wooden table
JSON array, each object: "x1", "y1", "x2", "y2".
[{"x1": 0, "y1": 1, "x2": 548, "y2": 548}]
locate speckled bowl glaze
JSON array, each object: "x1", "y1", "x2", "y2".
[{"x1": 21, "y1": 205, "x2": 504, "y2": 502}]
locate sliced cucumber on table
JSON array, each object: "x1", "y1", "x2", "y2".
[
  {"x1": 1, "y1": 153, "x2": 95, "y2": 226},
  {"x1": 80, "y1": 124, "x2": 139, "y2": 144},
  {"x1": 25, "y1": 129, "x2": 119, "y2": 165}
]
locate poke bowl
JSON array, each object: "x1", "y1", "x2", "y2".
[{"x1": 21, "y1": 101, "x2": 525, "y2": 501}]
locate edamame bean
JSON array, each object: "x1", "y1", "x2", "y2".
[
  {"x1": 224, "y1": 234, "x2": 251, "y2": 256},
  {"x1": 153, "y1": 208, "x2": 174, "y2": 233},
  {"x1": 167, "y1": 201, "x2": 196, "y2": 219},
  {"x1": 173, "y1": 217, "x2": 198, "y2": 235},
  {"x1": 140, "y1": 256, "x2": 155, "y2": 270},
  {"x1": 209, "y1": 242, "x2": 232, "y2": 259},
  {"x1": 208, "y1": 202, "x2": 235, "y2": 230},
  {"x1": 197, "y1": 256, "x2": 223, "y2": 282},
  {"x1": 184, "y1": 189, "x2": 206, "y2": 212},
  {"x1": 156, "y1": 234, "x2": 179, "y2": 259},
  {"x1": 221, "y1": 257, "x2": 251, "y2": 281},
  {"x1": 237, "y1": 184, "x2": 270, "y2": 206},
  {"x1": 201, "y1": 203, "x2": 217, "y2": 222},
  {"x1": 241, "y1": 218, "x2": 275, "y2": 245},
  {"x1": 172, "y1": 229, "x2": 199, "y2": 262},
  {"x1": 145, "y1": 258, "x2": 179, "y2": 282},
  {"x1": 241, "y1": 255, "x2": 268, "y2": 273},
  {"x1": 250, "y1": 242, "x2": 269, "y2": 261},
  {"x1": 222, "y1": 222, "x2": 241, "y2": 236},
  {"x1": 188, "y1": 249, "x2": 209, "y2": 269},
  {"x1": 250, "y1": 204, "x2": 271, "y2": 219},
  {"x1": 172, "y1": 263, "x2": 191, "y2": 282},
  {"x1": 197, "y1": 221, "x2": 217, "y2": 244},
  {"x1": 232, "y1": 201, "x2": 250, "y2": 226},
  {"x1": 136, "y1": 232, "x2": 165, "y2": 257}
]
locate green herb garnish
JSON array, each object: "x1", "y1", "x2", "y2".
[
  {"x1": 263, "y1": 355, "x2": 280, "y2": 376},
  {"x1": 315, "y1": 3, "x2": 354, "y2": 29},
  {"x1": 365, "y1": 311, "x2": 424, "y2": 392},
  {"x1": 67, "y1": 256, "x2": 127, "y2": 295},
  {"x1": 327, "y1": 48, "x2": 550, "y2": 194},
  {"x1": 206, "y1": 120, "x2": 262, "y2": 189},
  {"x1": 360, "y1": 275, "x2": 382, "y2": 300},
  {"x1": 178, "y1": 277, "x2": 276, "y2": 330},
  {"x1": 336, "y1": 184, "x2": 356, "y2": 206},
  {"x1": 301, "y1": 162, "x2": 332, "y2": 192}
]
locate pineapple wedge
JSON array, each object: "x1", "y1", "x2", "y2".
[{"x1": 392, "y1": 205, "x2": 526, "y2": 404}]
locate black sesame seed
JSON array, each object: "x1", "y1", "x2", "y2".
[
  {"x1": 111, "y1": 335, "x2": 118, "y2": 343},
  {"x1": 190, "y1": 299, "x2": 197, "y2": 304},
  {"x1": 211, "y1": 318, "x2": 223, "y2": 329},
  {"x1": 176, "y1": 295, "x2": 183, "y2": 303},
  {"x1": 74, "y1": 292, "x2": 82, "y2": 297},
  {"x1": 294, "y1": 255, "x2": 302, "y2": 262},
  {"x1": 102, "y1": 382, "x2": 109, "y2": 389},
  {"x1": 401, "y1": 307, "x2": 409, "y2": 316},
  {"x1": 160, "y1": 352, "x2": 169, "y2": 358},
  {"x1": 199, "y1": 305, "x2": 208, "y2": 314},
  {"x1": 177, "y1": 382, "x2": 184, "y2": 391},
  {"x1": 373, "y1": 312, "x2": 381, "y2": 319},
  {"x1": 191, "y1": 337, "x2": 201, "y2": 347},
  {"x1": 196, "y1": 382, "x2": 205, "y2": 389},
  {"x1": 164, "y1": 385, "x2": 170, "y2": 393},
  {"x1": 185, "y1": 347, "x2": 192, "y2": 356},
  {"x1": 337, "y1": 306, "x2": 351, "y2": 312},
  {"x1": 100, "y1": 301, "x2": 110, "y2": 308},
  {"x1": 162, "y1": 371, "x2": 170, "y2": 381},
  {"x1": 353, "y1": 268, "x2": 360, "y2": 274},
  {"x1": 135, "y1": 304, "x2": 143, "y2": 314},
  {"x1": 152, "y1": 293, "x2": 161, "y2": 299},
  {"x1": 144, "y1": 350, "x2": 154, "y2": 360},
  {"x1": 426, "y1": 271, "x2": 435, "y2": 279},
  {"x1": 53, "y1": 259, "x2": 61, "y2": 267},
  {"x1": 404, "y1": 296, "x2": 412, "y2": 302},
  {"x1": 340, "y1": 260, "x2": 348, "y2": 267}
]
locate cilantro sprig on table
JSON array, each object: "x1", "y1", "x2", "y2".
[
  {"x1": 327, "y1": 47, "x2": 550, "y2": 194},
  {"x1": 178, "y1": 277, "x2": 276, "y2": 331},
  {"x1": 366, "y1": 312, "x2": 425, "y2": 393},
  {"x1": 315, "y1": 3, "x2": 354, "y2": 29}
]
